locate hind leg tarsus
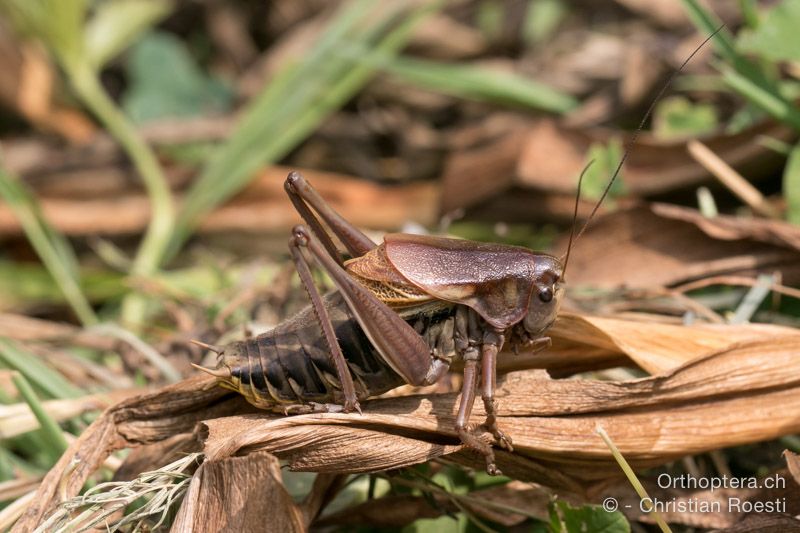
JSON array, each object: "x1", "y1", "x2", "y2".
[{"x1": 282, "y1": 402, "x2": 347, "y2": 415}]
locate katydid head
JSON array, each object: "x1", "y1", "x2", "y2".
[{"x1": 522, "y1": 254, "x2": 564, "y2": 336}]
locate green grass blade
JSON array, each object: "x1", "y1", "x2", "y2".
[
  {"x1": 84, "y1": 0, "x2": 174, "y2": 70},
  {"x1": 376, "y1": 55, "x2": 578, "y2": 113},
  {"x1": 88, "y1": 323, "x2": 181, "y2": 383},
  {"x1": 0, "y1": 167, "x2": 97, "y2": 326},
  {"x1": 3, "y1": 0, "x2": 177, "y2": 329},
  {"x1": 784, "y1": 141, "x2": 800, "y2": 224},
  {"x1": 0, "y1": 260, "x2": 123, "y2": 311},
  {"x1": 680, "y1": 0, "x2": 737, "y2": 61},
  {"x1": 11, "y1": 373, "x2": 69, "y2": 464},
  {"x1": 0, "y1": 338, "x2": 82, "y2": 399},
  {"x1": 720, "y1": 65, "x2": 800, "y2": 130},
  {"x1": 680, "y1": 0, "x2": 800, "y2": 131},
  {"x1": 168, "y1": 1, "x2": 439, "y2": 257},
  {"x1": 169, "y1": 0, "x2": 378, "y2": 244},
  {"x1": 738, "y1": 0, "x2": 760, "y2": 29},
  {"x1": 597, "y1": 426, "x2": 672, "y2": 533}
]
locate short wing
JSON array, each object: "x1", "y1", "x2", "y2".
[
  {"x1": 345, "y1": 245, "x2": 436, "y2": 309},
  {"x1": 384, "y1": 233, "x2": 537, "y2": 329}
]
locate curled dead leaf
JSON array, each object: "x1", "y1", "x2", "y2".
[
  {"x1": 171, "y1": 452, "x2": 304, "y2": 532},
  {"x1": 555, "y1": 204, "x2": 800, "y2": 288}
]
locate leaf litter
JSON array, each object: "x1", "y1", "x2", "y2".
[{"x1": 14, "y1": 310, "x2": 800, "y2": 530}]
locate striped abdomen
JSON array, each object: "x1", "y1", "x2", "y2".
[{"x1": 222, "y1": 292, "x2": 406, "y2": 410}]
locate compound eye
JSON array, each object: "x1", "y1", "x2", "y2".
[{"x1": 538, "y1": 286, "x2": 554, "y2": 303}]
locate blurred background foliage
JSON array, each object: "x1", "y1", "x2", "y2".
[{"x1": 0, "y1": 0, "x2": 799, "y2": 530}]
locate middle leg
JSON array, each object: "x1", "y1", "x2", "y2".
[
  {"x1": 480, "y1": 330, "x2": 513, "y2": 452},
  {"x1": 453, "y1": 306, "x2": 503, "y2": 475}
]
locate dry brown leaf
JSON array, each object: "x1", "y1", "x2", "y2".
[
  {"x1": 653, "y1": 202, "x2": 800, "y2": 251},
  {"x1": 516, "y1": 118, "x2": 793, "y2": 196},
  {"x1": 0, "y1": 390, "x2": 141, "y2": 439},
  {"x1": 0, "y1": 30, "x2": 94, "y2": 141},
  {"x1": 112, "y1": 434, "x2": 200, "y2": 482},
  {"x1": 12, "y1": 376, "x2": 237, "y2": 531},
  {"x1": 0, "y1": 477, "x2": 42, "y2": 503},
  {"x1": 711, "y1": 514, "x2": 800, "y2": 532},
  {"x1": 554, "y1": 204, "x2": 800, "y2": 288},
  {"x1": 212, "y1": 166, "x2": 440, "y2": 231},
  {"x1": 191, "y1": 336, "x2": 800, "y2": 484},
  {"x1": 0, "y1": 314, "x2": 114, "y2": 350},
  {"x1": 784, "y1": 450, "x2": 800, "y2": 486},
  {"x1": 171, "y1": 451, "x2": 304, "y2": 533},
  {"x1": 408, "y1": 13, "x2": 487, "y2": 60},
  {"x1": 548, "y1": 312, "x2": 799, "y2": 373},
  {"x1": 0, "y1": 166, "x2": 440, "y2": 237},
  {"x1": 440, "y1": 120, "x2": 526, "y2": 212},
  {"x1": 1, "y1": 116, "x2": 234, "y2": 179}
]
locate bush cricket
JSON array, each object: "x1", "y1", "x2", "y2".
[{"x1": 193, "y1": 28, "x2": 721, "y2": 475}]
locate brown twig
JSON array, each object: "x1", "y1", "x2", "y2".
[
  {"x1": 687, "y1": 140, "x2": 781, "y2": 219},
  {"x1": 673, "y1": 275, "x2": 800, "y2": 300}
]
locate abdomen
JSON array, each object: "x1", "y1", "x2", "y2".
[{"x1": 233, "y1": 292, "x2": 406, "y2": 409}]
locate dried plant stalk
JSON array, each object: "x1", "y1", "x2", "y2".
[{"x1": 35, "y1": 454, "x2": 200, "y2": 533}]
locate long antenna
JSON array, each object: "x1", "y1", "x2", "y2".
[
  {"x1": 571, "y1": 24, "x2": 725, "y2": 245},
  {"x1": 561, "y1": 159, "x2": 594, "y2": 280}
]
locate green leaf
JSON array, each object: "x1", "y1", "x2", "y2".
[
  {"x1": 737, "y1": 0, "x2": 800, "y2": 63},
  {"x1": 0, "y1": 260, "x2": 123, "y2": 311},
  {"x1": 0, "y1": 339, "x2": 83, "y2": 400},
  {"x1": 550, "y1": 501, "x2": 630, "y2": 533},
  {"x1": 652, "y1": 96, "x2": 718, "y2": 140},
  {"x1": 122, "y1": 31, "x2": 232, "y2": 124},
  {"x1": 0, "y1": 0, "x2": 88, "y2": 71},
  {"x1": 680, "y1": 0, "x2": 737, "y2": 62},
  {"x1": 680, "y1": 0, "x2": 800, "y2": 131},
  {"x1": 85, "y1": 0, "x2": 174, "y2": 70},
  {"x1": 523, "y1": 0, "x2": 568, "y2": 44},
  {"x1": 11, "y1": 372, "x2": 69, "y2": 464},
  {"x1": 404, "y1": 514, "x2": 464, "y2": 533},
  {"x1": 583, "y1": 138, "x2": 626, "y2": 202},
  {"x1": 783, "y1": 141, "x2": 800, "y2": 225},
  {"x1": 720, "y1": 64, "x2": 800, "y2": 130},
  {"x1": 0, "y1": 167, "x2": 98, "y2": 325},
  {"x1": 378, "y1": 56, "x2": 578, "y2": 113}
]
